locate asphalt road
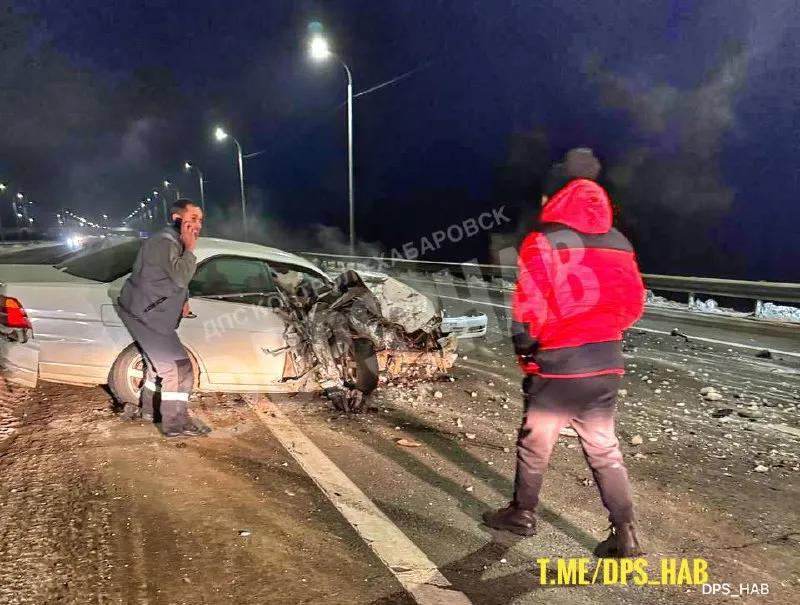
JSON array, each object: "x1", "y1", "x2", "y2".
[
  {"x1": 0, "y1": 242, "x2": 80, "y2": 265},
  {"x1": 0, "y1": 238, "x2": 122, "y2": 265},
  {"x1": 0, "y1": 247, "x2": 798, "y2": 603},
  {"x1": 1, "y1": 329, "x2": 798, "y2": 604}
]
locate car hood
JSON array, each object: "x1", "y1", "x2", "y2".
[
  {"x1": 0, "y1": 264, "x2": 99, "y2": 285},
  {"x1": 352, "y1": 270, "x2": 438, "y2": 333}
]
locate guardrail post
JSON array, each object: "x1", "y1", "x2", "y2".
[
  {"x1": 755, "y1": 299, "x2": 763, "y2": 318},
  {"x1": 688, "y1": 292, "x2": 695, "y2": 308}
]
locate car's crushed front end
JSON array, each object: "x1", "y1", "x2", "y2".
[{"x1": 271, "y1": 268, "x2": 460, "y2": 411}]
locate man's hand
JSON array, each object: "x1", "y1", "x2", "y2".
[
  {"x1": 180, "y1": 219, "x2": 198, "y2": 252},
  {"x1": 182, "y1": 302, "x2": 196, "y2": 318}
]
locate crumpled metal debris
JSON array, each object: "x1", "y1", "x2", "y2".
[{"x1": 274, "y1": 268, "x2": 456, "y2": 411}]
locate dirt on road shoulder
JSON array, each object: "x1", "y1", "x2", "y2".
[{"x1": 0, "y1": 383, "x2": 409, "y2": 605}]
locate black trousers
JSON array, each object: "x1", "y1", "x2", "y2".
[
  {"x1": 513, "y1": 374, "x2": 635, "y2": 525},
  {"x1": 120, "y1": 310, "x2": 193, "y2": 432}
]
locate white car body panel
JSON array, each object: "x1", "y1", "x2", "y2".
[
  {"x1": 176, "y1": 297, "x2": 287, "y2": 389},
  {"x1": 0, "y1": 338, "x2": 39, "y2": 388},
  {"x1": 0, "y1": 238, "x2": 333, "y2": 389},
  {"x1": 0, "y1": 237, "x2": 482, "y2": 390}
]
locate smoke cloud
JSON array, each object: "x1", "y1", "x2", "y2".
[
  {"x1": 207, "y1": 186, "x2": 383, "y2": 257},
  {"x1": 586, "y1": 44, "x2": 747, "y2": 215}
]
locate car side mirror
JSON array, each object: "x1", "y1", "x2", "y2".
[{"x1": 263, "y1": 293, "x2": 284, "y2": 309}]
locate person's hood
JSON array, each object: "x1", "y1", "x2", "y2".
[{"x1": 539, "y1": 179, "x2": 612, "y2": 234}]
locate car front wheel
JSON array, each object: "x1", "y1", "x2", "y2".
[{"x1": 108, "y1": 343, "x2": 198, "y2": 405}]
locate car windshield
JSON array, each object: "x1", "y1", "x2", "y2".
[{"x1": 56, "y1": 239, "x2": 142, "y2": 282}]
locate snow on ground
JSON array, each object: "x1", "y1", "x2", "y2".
[{"x1": 759, "y1": 302, "x2": 800, "y2": 323}]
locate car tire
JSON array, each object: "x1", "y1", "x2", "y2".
[
  {"x1": 343, "y1": 338, "x2": 379, "y2": 394},
  {"x1": 108, "y1": 343, "x2": 198, "y2": 405}
]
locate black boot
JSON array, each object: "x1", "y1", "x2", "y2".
[
  {"x1": 120, "y1": 403, "x2": 141, "y2": 421},
  {"x1": 159, "y1": 418, "x2": 211, "y2": 438},
  {"x1": 594, "y1": 522, "x2": 643, "y2": 558},
  {"x1": 482, "y1": 504, "x2": 537, "y2": 536}
]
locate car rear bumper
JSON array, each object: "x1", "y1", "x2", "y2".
[
  {"x1": 0, "y1": 335, "x2": 39, "y2": 388},
  {"x1": 439, "y1": 313, "x2": 488, "y2": 339}
]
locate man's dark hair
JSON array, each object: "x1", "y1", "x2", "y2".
[
  {"x1": 543, "y1": 148, "x2": 602, "y2": 197},
  {"x1": 170, "y1": 198, "x2": 198, "y2": 215}
]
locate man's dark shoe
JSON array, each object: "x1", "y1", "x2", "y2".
[
  {"x1": 120, "y1": 403, "x2": 141, "y2": 421},
  {"x1": 159, "y1": 421, "x2": 211, "y2": 438},
  {"x1": 594, "y1": 522, "x2": 644, "y2": 558},
  {"x1": 482, "y1": 504, "x2": 537, "y2": 536}
]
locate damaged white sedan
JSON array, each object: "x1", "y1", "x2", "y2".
[{"x1": 0, "y1": 238, "x2": 486, "y2": 411}]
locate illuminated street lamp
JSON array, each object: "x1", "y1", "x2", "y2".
[
  {"x1": 162, "y1": 180, "x2": 179, "y2": 223},
  {"x1": 23, "y1": 200, "x2": 33, "y2": 225},
  {"x1": 163, "y1": 180, "x2": 179, "y2": 199},
  {"x1": 184, "y1": 162, "x2": 205, "y2": 211},
  {"x1": 14, "y1": 193, "x2": 24, "y2": 228},
  {"x1": 213, "y1": 126, "x2": 248, "y2": 240},
  {"x1": 309, "y1": 31, "x2": 355, "y2": 255}
]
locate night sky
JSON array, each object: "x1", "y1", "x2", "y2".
[{"x1": 1, "y1": 1, "x2": 798, "y2": 281}]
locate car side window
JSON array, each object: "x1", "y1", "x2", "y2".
[{"x1": 190, "y1": 256, "x2": 275, "y2": 305}]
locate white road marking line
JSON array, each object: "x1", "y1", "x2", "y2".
[
  {"x1": 246, "y1": 394, "x2": 474, "y2": 605},
  {"x1": 632, "y1": 326, "x2": 800, "y2": 359}
]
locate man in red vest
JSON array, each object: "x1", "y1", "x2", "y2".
[{"x1": 483, "y1": 148, "x2": 646, "y2": 557}]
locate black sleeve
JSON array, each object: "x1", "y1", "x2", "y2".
[{"x1": 511, "y1": 320, "x2": 539, "y2": 356}]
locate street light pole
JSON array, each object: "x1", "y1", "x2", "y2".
[
  {"x1": 309, "y1": 35, "x2": 356, "y2": 255},
  {"x1": 0, "y1": 183, "x2": 6, "y2": 243},
  {"x1": 344, "y1": 61, "x2": 355, "y2": 256},
  {"x1": 213, "y1": 127, "x2": 248, "y2": 241},
  {"x1": 235, "y1": 137, "x2": 247, "y2": 241},
  {"x1": 185, "y1": 162, "x2": 205, "y2": 212},
  {"x1": 153, "y1": 189, "x2": 165, "y2": 225},
  {"x1": 163, "y1": 181, "x2": 179, "y2": 221},
  {"x1": 14, "y1": 193, "x2": 24, "y2": 228}
]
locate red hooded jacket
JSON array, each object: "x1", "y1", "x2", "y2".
[{"x1": 512, "y1": 179, "x2": 645, "y2": 378}]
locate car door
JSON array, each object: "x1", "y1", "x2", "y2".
[{"x1": 178, "y1": 255, "x2": 290, "y2": 391}]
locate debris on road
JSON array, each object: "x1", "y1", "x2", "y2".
[
  {"x1": 630, "y1": 434, "x2": 644, "y2": 446},
  {"x1": 559, "y1": 427, "x2": 578, "y2": 438},
  {"x1": 701, "y1": 386, "x2": 724, "y2": 401},
  {"x1": 670, "y1": 328, "x2": 690, "y2": 341},
  {"x1": 737, "y1": 409, "x2": 763, "y2": 419},
  {"x1": 396, "y1": 438, "x2": 423, "y2": 448},
  {"x1": 711, "y1": 408, "x2": 734, "y2": 418}
]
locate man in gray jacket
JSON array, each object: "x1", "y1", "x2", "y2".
[{"x1": 118, "y1": 199, "x2": 209, "y2": 437}]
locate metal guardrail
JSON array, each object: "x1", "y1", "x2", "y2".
[
  {"x1": 0, "y1": 240, "x2": 45, "y2": 247},
  {"x1": 298, "y1": 251, "x2": 800, "y2": 306}
]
